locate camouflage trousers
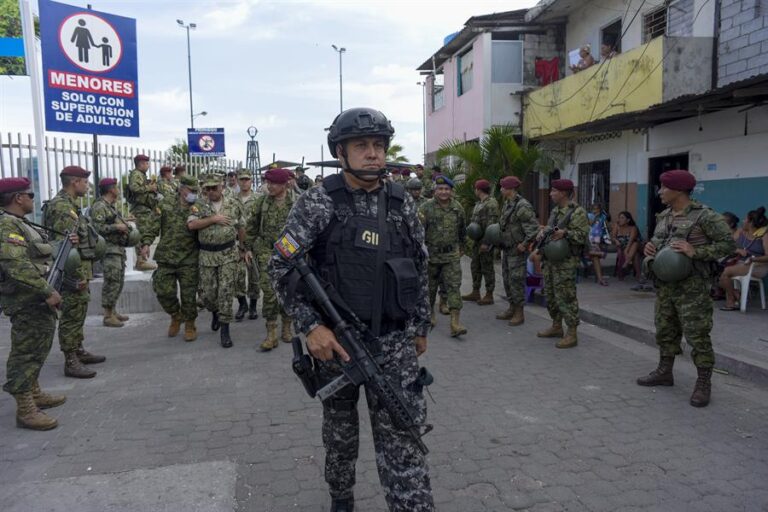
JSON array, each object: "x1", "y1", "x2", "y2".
[
  {"x1": 200, "y1": 261, "x2": 239, "y2": 324},
  {"x1": 427, "y1": 259, "x2": 462, "y2": 311},
  {"x1": 470, "y1": 245, "x2": 495, "y2": 292},
  {"x1": 317, "y1": 330, "x2": 434, "y2": 511},
  {"x1": 258, "y1": 252, "x2": 284, "y2": 321},
  {"x1": 501, "y1": 250, "x2": 528, "y2": 307},
  {"x1": 59, "y1": 282, "x2": 90, "y2": 353},
  {"x1": 655, "y1": 276, "x2": 715, "y2": 368},
  {"x1": 543, "y1": 257, "x2": 579, "y2": 328},
  {"x1": 152, "y1": 263, "x2": 199, "y2": 321},
  {"x1": 132, "y1": 206, "x2": 159, "y2": 248},
  {"x1": 235, "y1": 257, "x2": 260, "y2": 300},
  {"x1": 101, "y1": 253, "x2": 126, "y2": 308},
  {"x1": 3, "y1": 304, "x2": 57, "y2": 395}
]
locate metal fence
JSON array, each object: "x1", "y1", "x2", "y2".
[{"x1": 0, "y1": 132, "x2": 242, "y2": 217}]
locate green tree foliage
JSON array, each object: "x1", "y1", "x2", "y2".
[
  {"x1": 436, "y1": 124, "x2": 554, "y2": 214},
  {"x1": 0, "y1": 0, "x2": 39, "y2": 76},
  {"x1": 386, "y1": 141, "x2": 409, "y2": 163}
]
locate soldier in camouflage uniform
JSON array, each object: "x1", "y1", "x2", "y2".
[
  {"x1": 495, "y1": 176, "x2": 540, "y2": 327},
  {"x1": 462, "y1": 179, "x2": 499, "y2": 305},
  {"x1": 157, "y1": 165, "x2": 177, "y2": 198},
  {"x1": 535, "y1": 179, "x2": 589, "y2": 349},
  {"x1": 245, "y1": 168, "x2": 295, "y2": 351},
  {"x1": 413, "y1": 164, "x2": 434, "y2": 199},
  {"x1": 153, "y1": 175, "x2": 201, "y2": 342},
  {"x1": 90, "y1": 178, "x2": 130, "y2": 328},
  {"x1": 127, "y1": 154, "x2": 159, "y2": 271},
  {"x1": 637, "y1": 170, "x2": 734, "y2": 407},
  {"x1": 419, "y1": 175, "x2": 467, "y2": 337},
  {"x1": 1, "y1": 177, "x2": 67, "y2": 430},
  {"x1": 43, "y1": 166, "x2": 106, "y2": 378},
  {"x1": 235, "y1": 170, "x2": 260, "y2": 321},
  {"x1": 269, "y1": 108, "x2": 433, "y2": 512},
  {"x1": 187, "y1": 174, "x2": 246, "y2": 348},
  {"x1": 224, "y1": 171, "x2": 239, "y2": 199},
  {"x1": 405, "y1": 178, "x2": 427, "y2": 210}
]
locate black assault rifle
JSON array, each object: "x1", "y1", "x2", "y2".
[
  {"x1": 47, "y1": 232, "x2": 74, "y2": 293},
  {"x1": 289, "y1": 257, "x2": 432, "y2": 454}
]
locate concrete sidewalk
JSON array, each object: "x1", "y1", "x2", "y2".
[{"x1": 488, "y1": 261, "x2": 768, "y2": 385}]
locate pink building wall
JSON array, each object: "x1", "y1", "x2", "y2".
[{"x1": 426, "y1": 36, "x2": 486, "y2": 155}]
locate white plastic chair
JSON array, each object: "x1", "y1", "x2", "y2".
[{"x1": 733, "y1": 263, "x2": 767, "y2": 313}]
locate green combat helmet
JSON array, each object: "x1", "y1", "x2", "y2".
[
  {"x1": 466, "y1": 222, "x2": 483, "y2": 241},
  {"x1": 483, "y1": 223, "x2": 501, "y2": 246},
  {"x1": 93, "y1": 234, "x2": 107, "y2": 260},
  {"x1": 542, "y1": 238, "x2": 571, "y2": 262},
  {"x1": 125, "y1": 227, "x2": 141, "y2": 247},
  {"x1": 405, "y1": 178, "x2": 423, "y2": 190},
  {"x1": 652, "y1": 245, "x2": 693, "y2": 282},
  {"x1": 52, "y1": 240, "x2": 82, "y2": 275}
]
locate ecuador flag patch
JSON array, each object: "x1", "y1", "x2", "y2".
[{"x1": 275, "y1": 231, "x2": 301, "y2": 259}]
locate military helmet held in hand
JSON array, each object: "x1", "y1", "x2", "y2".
[
  {"x1": 466, "y1": 222, "x2": 483, "y2": 241},
  {"x1": 483, "y1": 223, "x2": 501, "y2": 246},
  {"x1": 542, "y1": 238, "x2": 571, "y2": 262},
  {"x1": 652, "y1": 246, "x2": 693, "y2": 282}
]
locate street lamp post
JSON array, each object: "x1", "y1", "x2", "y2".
[
  {"x1": 331, "y1": 44, "x2": 346, "y2": 113},
  {"x1": 417, "y1": 81, "x2": 426, "y2": 162},
  {"x1": 177, "y1": 19, "x2": 197, "y2": 128}
]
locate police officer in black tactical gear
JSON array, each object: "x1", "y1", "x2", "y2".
[{"x1": 268, "y1": 108, "x2": 435, "y2": 512}]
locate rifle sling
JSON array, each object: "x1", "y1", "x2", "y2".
[{"x1": 370, "y1": 186, "x2": 388, "y2": 338}]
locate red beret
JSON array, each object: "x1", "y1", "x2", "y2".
[
  {"x1": 134, "y1": 154, "x2": 150, "y2": 163},
  {"x1": 474, "y1": 179, "x2": 491, "y2": 192},
  {"x1": 173, "y1": 165, "x2": 186, "y2": 175},
  {"x1": 60, "y1": 165, "x2": 90, "y2": 178},
  {"x1": 660, "y1": 170, "x2": 696, "y2": 191},
  {"x1": 0, "y1": 177, "x2": 31, "y2": 194},
  {"x1": 159, "y1": 165, "x2": 172, "y2": 174},
  {"x1": 401, "y1": 169, "x2": 411, "y2": 177},
  {"x1": 99, "y1": 177, "x2": 117, "y2": 188},
  {"x1": 500, "y1": 176, "x2": 522, "y2": 189},
  {"x1": 264, "y1": 168, "x2": 292, "y2": 184},
  {"x1": 551, "y1": 179, "x2": 574, "y2": 191}
]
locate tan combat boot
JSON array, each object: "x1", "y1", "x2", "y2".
[
  {"x1": 556, "y1": 326, "x2": 578, "y2": 349},
  {"x1": 64, "y1": 351, "x2": 96, "y2": 379},
  {"x1": 168, "y1": 313, "x2": 182, "y2": 337},
  {"x1": 113, "y1": 309, "x2": 129, "y2": 322},
  {"x1": 495, "y1": 305, "x2": 515, "y2": 320},
  {"x1": 477, "y1": 292, "x2": 495, "y2": 305},
  {"x1": 537, "y1": 321, "x2": 564, "y2": 338},
  {"x1": 450, "y1": 310, "x2": 468, "y2": 337},
  {"x1": 13, "y1": 392, "x2": 58, "y2": 430},
  {"x1": 103, "y1": 308, "x2": 124, "y2": 328},
  {"x1": 281, "y1": 315, "x2": 293, "y2": 343},
  {"x1": 31, "y1": 381, "x2": 66, "y2": 409},
  {"x1": 184, "y1": 320, "x2": 197, "y2": 342},
  {"x1": 260, "y1": 320, "x2": 279, "y2": 351},
  {"x1": 461, "y1": 289, "x2": 481, "y2": 301},
  {"x1": 508, "y1": 306, "x2": 525, "y2": 327},
  {"x1": 439, "y1": 299, "x2": 450, "y2": 315}
]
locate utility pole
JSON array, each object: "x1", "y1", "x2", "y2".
[
  {"x1": 332, "y1": 45, "x2": 346, "y2": 113},
  {"x1": 177, "y1": 20, "x2": 197, "y2": 128}
]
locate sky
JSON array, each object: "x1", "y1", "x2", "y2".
[{"x1": 1, "y1": 0, "x2": 535, "y2": 175}]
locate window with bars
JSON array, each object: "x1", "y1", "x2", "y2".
[
  {"x1": 577, "y1": 160, "x2": 611, "y2": 213},
  {"x1": 643, "y1": 6, "x2": 668, "y2": 43}
]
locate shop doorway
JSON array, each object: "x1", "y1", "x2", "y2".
[{"x1": 647, "y1": 153, "x2": 689, "y2": 236}]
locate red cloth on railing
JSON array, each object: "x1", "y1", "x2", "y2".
[{"x1": 535, "y1": 57, "x2": 560, "y2": 86}]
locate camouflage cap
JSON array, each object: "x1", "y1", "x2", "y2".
[
  {"x1": 203, "y1": 174, "x2": 223, "y2": 187},
  {"x1": 178, "y1": 175, "x2": 199, "y2": 191},
  {"x1": 237, "y1": 169, "x2": 253, "y2": 180}
]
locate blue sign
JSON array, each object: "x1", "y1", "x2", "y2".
[
  {"x1": 188, "y1": 128, "x2": 226, "y2": 157},
  {"x1": 39, "y1": 0, "x2": 139, "y2": 137}
]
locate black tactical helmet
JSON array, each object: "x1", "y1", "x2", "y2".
[{"x1": 327, "y1": 108, "x2": 395, "y2": 158}]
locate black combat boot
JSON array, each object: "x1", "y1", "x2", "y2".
[
  {"x1": 330, "y1": 497, "x2": 354, "y2": 512},
  {"x1": 235, "y1": 297, "x2": 248, "y2": 322},
  {"x1": 76, "y1": 348, "x2": 106, "y2": 364},
  {"x1": 64, "y1": 351, "x2": 96, "y2": 379},
  {"x1": 248, "y1": 298, "x2": 259, "y2": 320},
  {"x1": 220, "y1": 323, "x2": 233, "y2": 348},
  {"x1": 690, "y1": 367, "x2": 712, "y2": 407},
  {"x1": 637, "y1": 355, "x2": 675, "y2": 386},
  {"x1": 211, "y1": 311, "x2": 220, "y2": 332}
]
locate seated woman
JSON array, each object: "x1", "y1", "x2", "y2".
[
  {"x1": 570, "y1": 44, "x2": 595, "y2": 73},
  {"x1": 710, "y1": 211, "x2": 741, "y2": 300},
  {"x1": 587, "y1": 203, "x2": 610, "y2": 286},
  {"x1": 719, "y1": 206, "x2": 768, "y2": 310},
  {"x1": 611, "y1": 210, "x2": 642, "y2": 279}
]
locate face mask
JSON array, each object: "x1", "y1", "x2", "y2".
[{"x1": 185, "y1": 193, "x2": 197, "y2": 204}]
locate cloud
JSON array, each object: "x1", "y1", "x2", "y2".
[{"x1": 140, "y1": 88, "x2": 189, "y2": 113}]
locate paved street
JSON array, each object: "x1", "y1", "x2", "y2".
[{"x1": 2, "y1": 277, "x2": 768, "y2": 511}]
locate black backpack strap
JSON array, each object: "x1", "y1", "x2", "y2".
[
  {"x1": 322, "y1": 173, "x2": 351, "y2": 213},
  {"x1": 387, "y1": 181, "x2": 405, "y2": 216}
]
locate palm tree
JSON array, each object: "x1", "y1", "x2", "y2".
[
  {"x1": 436, "y1": 124, "x2": 554, "y2": 212},
  {"x1": 386, "y1": 141, "x2": 409, "y2": 163}
]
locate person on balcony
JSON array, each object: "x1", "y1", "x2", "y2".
[
  {"x1": 570, "y1": 44, "x2": 595, "y2": 73},
  {"x1": 719, "y1": 206, "x2": 768, "y2": 311},
  {"x1": 600, "y1": 39, "x2": 618, "y2": 61},
  {"x1": 611, "y1": 211, "x2": 642, "y2": 279}
]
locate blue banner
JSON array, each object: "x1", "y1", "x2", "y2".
[
  {"x1": 39, "y1": 0, "x2": 139, "y2": 137},
  {"x1": 188, "y1": 128, "x2": 226, "y2": 157}
]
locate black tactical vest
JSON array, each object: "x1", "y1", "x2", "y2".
[{"x1": 309, "y1": 174, "x2": 419, "y2": 332}]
